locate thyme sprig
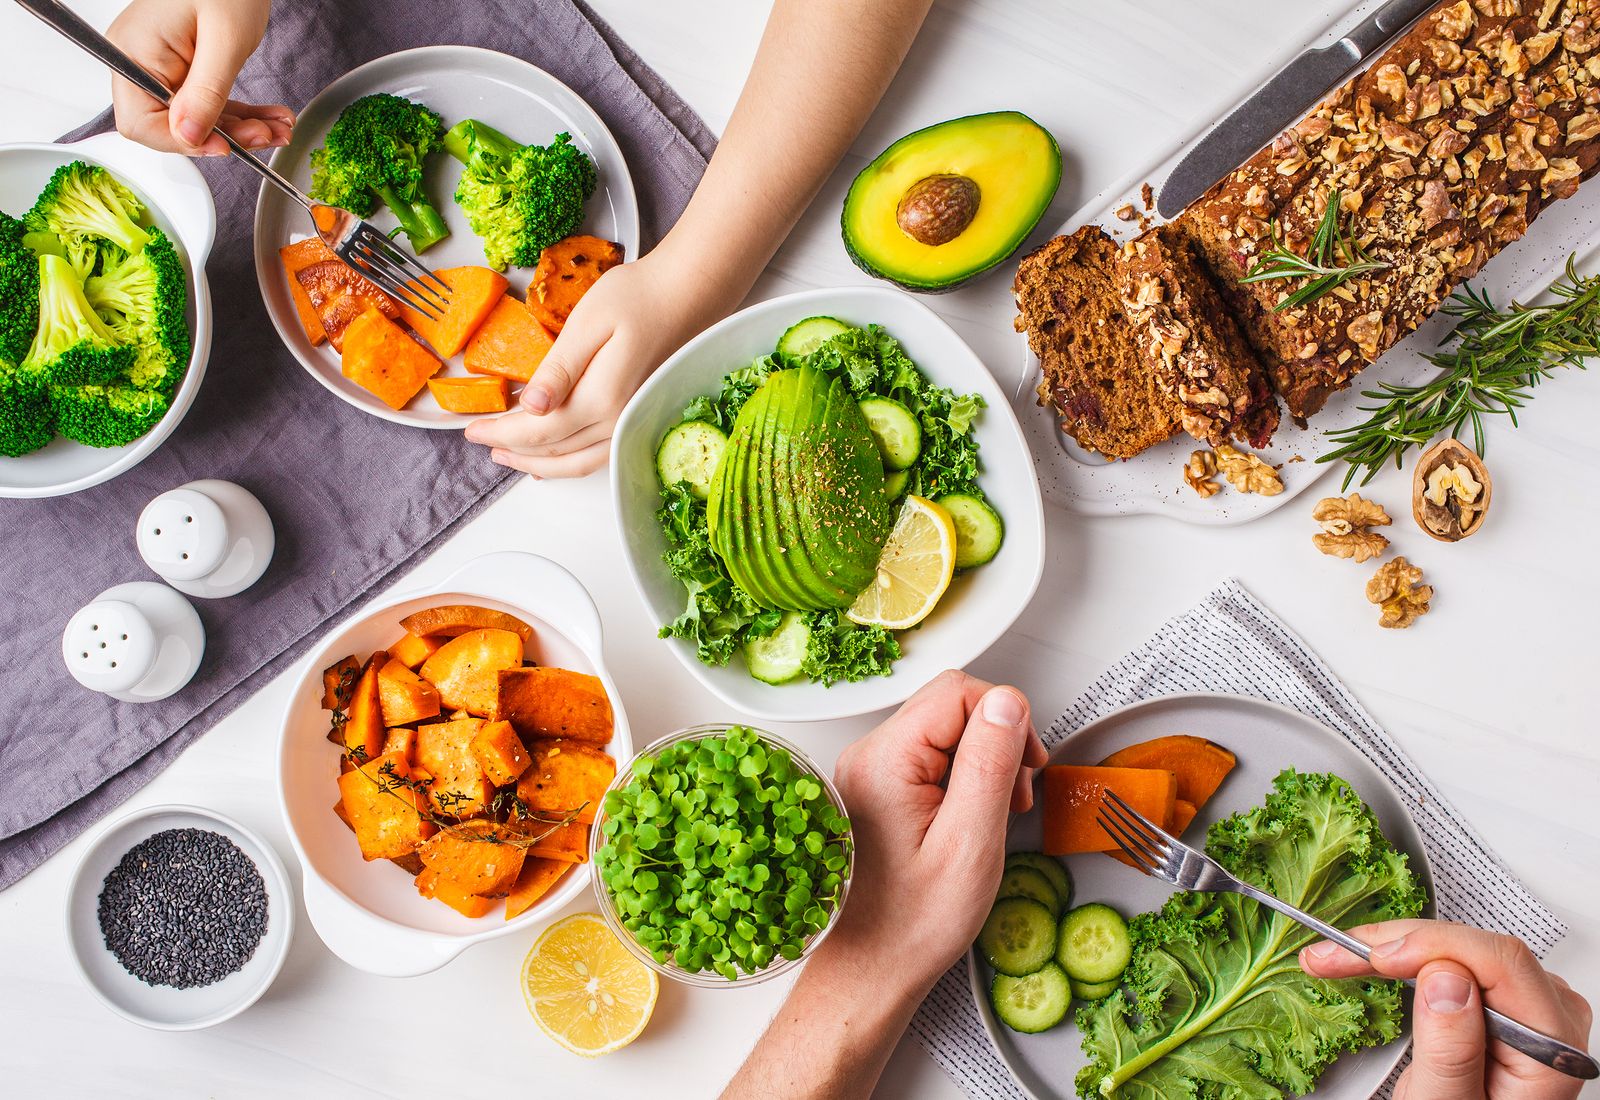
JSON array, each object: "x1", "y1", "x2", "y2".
[
  {"x1": 1239, "y1": 188, "x2": 1390, "y2": 311},
  {"x1": 1319, "y1": 255, "x2": 1600, "y2": 488},
  {"x1": 352, "y1": 753, "x2": 588, "y2": 847}
]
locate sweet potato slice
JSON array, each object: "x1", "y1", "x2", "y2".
[
  {"x1": 400, "y1": 604, "x2": 534, "y2": 643},
  {"x1": 297, "y1": 259, "x2": 400, "y2": 350},
  {"x1": 337, "y1": 751, "x2": 436, "y2": 860},
  {"x1": 378, "y1": 657, "x2": 441, "y2": 727},
  {"x1": 428, "y1": 375, "x2": 511, "y2": 414},
  {"x1": 471, "y1": 719, "x2": 531, "y2": 786},
  {"x1": 517, "y1": 739, "x2": 615, "y2": 824},
  {"x1": 419, "y1": 821, "x2": 526, "y2": 898},
  {"x1": 503, "y1": 858, "x2": 571, "y2": 921},
  {"x1": 341, "y1": 651, "x2": 388, "y2": 759},
  {"x1": 414, "y1": 718, "x2": 493, "y2": 818},
  {"x1": 521, "y1": 820, "x2": 589, "y2": 864},
  {"x1": 464, "y1": 294, "x2": 555, "y2": 382},
  {"x1": 526, "y1": 236, "x2": 623, "y2": 333},
  {"x1": 398, "y1": 265, "x2": 508, "y2": 358},
  {"x1": 493, "y1": 667, "x2": 613, "y2": 744},
  {"x1": 321, "y1": 654, "x2": 360, "y2": 710},
  {"x1": 1042, "y1": 765, "x2": 1177, "y2": 855},
  {"x1": 280, "y1": 237, "x2": 337, "y2": 345},
  {"x1": 340, "y1": 307, "x2": 443, "y2": 410},
  {"x1": 389, "y1": 631, "x2": 446, "y2": 670},
  {"x1": 420, "y1": 628, "x2": 524, "y2": 714},
  {"x1": 416, "y1": 865, "x2": 496, "y2": 918},
  {"x1": 1098, "y1": 735, "x2": 1236, "y2": 810},
  {"x1": 382, "y1": 726, "x2": 418, "y2": 760}
]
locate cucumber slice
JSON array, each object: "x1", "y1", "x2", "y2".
[
  {"x1": 742, "y1": 611, "x2": 810, "y2": 684},
  {"x1": 991, "y1": 963, "x2": 1072, "y2": 1033},
  {"x1": 657, "y1": 420, "x2": 728, "y2": 499},
  {"x1": 997, "y1": 866, "x2": 1060, "y2": 918},
  {"x1": 937, "y1": 493, "x2": 1004, "y2": 568},
  {"x1": 1004, "y1": 852, "x2": 1073, "y2": 912},
  {"x1": 883, "y1": 467, "x2": 911, "y2": 500},
  {"x1": 1070, "y1": 976, "x2": 1120, "y2": 1002},
  {"x1": 777, "y1": 315, "x2": 855, "y2": 359},
  {"x1": 857, "y1": 397, "x2": 921, "y2": 470},
  {"x1": 977, "y1": 897, "x2": 1056, "y2": 977},
  {"x1": 1057, "y1": 903, "x2": 1132, "y2": 984}
]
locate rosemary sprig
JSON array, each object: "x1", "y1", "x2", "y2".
[
  {"x1": 1239, "y1": 188, "x2": 1390, "y2": 311},
  {"x1": 1319, "y1": 254, "x2": 1600, "y2": 488}
]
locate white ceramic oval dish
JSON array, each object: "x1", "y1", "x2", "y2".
[
  {"x1": 277, "y1": 551, "x2": 632, "y2": 977},
  {"x1": 252, "y1": 45, "x2": 640, "y2": 429},
  {"x1": 610, "y1": 286, "x2": 1047, "y2": 723},
  {"x1": 64, "y1": 803, "x2": 293, "y2": 1031},
  {"x1": 0, "y1": 135, "x2": 216, "y2": 498}
]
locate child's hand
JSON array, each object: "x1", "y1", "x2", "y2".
[
  {"x1": 463, "y1": 250, "x2": 715, "y2": 478},
  {"x1": 107, "y1": 0, "x2": 291, "y2": 156}
]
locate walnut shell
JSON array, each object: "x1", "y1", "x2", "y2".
[
  {"x1": 1412, "y1": 438, "x2": 1492, "y2": 541},
  {"x1": 896, "y1": 174, "x2": 980, "y2": 246}
]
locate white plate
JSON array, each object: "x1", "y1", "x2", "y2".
[
  {"x1": 611, "y1": 286, "x2": 1047, "y2": 724},
  {"x1": 0, "y1": 134, "x2": 215, "y2": 498},
  {"x1": 1016, "y1": 0, "x2": 1600, "y2": 523},
  {"x1": 252, "y1": 45, "x2": 640, "y2": 429},
  {"x1": 970, "y1": 693, "x2": 1436, "y2": 1099}
]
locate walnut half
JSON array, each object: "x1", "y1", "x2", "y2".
[
  {"x1": 1367, "y1": 557, "x2": 1433, "y2": 629},
  {"x1": 1214, "y1": 445, "x2": 1283, "y2": 496},
  {"x1": 1184, "y1": 450, "x2": 1220, "y2": 498},
  {"x1": 1312, "y1": 494, "x2": 1391, "y2": 562},
  {"x1": 1412, "y1": 438, "x2": 1492, "y2": 541}
]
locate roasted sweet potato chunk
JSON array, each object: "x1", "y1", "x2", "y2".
[
  {"x1": 419, "y1": 821, "x2": 526, "y2": 898},
  {"x1": 471, "y1": 719, "x2": 531, "y2": 786},
  {"x1": 382, "y1": 726, "x2": 418, "y2": 760},
  {"x1": 280, "y1": 237, "x2": 337, "y2": 346},
  {"x1": 340, "y1": 308, "x2": 442, "y2": 410},
  {"x1": 414, "y1": 718, "x2": 493, "y2": 818},
  {"x1": 341, "y1": 652, "x2": 388, "y2": 759},
  {"x1": 1098, "y1": 735, "x2": 1236, "y2": 810},
  {"x1": 378, "y1": 657, "x2": 441, "y2": 727},
  {"x1": 517, "y1": 739, "x2": 615, "y2": 824},
  {"x1": 420, "y1": 628, "x2": 524, "y2": 715},
  {"x1": 416, "y1": 865, "x2": 496, "y2": 918},
  {"x1": 493, "y1": 667, "x2": 613, "y2": 744},
  {"x1": 337, "y1": 751, "x2": 435, "y2": 860},
  {"x1": 526, "y1": 236, "x2": 623, "y2": 333},
  {"x1": 1042, "y1": 765, "x2": 1176, "y2": 856},
  {"x1": 503, "y1": 858, "x2": 571, "y2": 921},
  {"x1": 521, "y1": 820, "x2": 589, "y2": 864},
  {"x1": 400, "y1": 605, "x2": 534, "y2": 643},
  {"x1": 321, "y1": 654, "x2": 360, "y2": 709},
  {"x1": 296, "y1": 259, "x2": 400, "y2": 350},
  {"x1": 389, "y1": 631, "x2": 446, "y2": 670}
]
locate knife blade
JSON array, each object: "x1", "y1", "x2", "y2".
[{"x1": 1156, "y1": 0, "x2": 1437, "y2": 218}]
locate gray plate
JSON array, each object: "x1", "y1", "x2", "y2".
[{"x1": 969, "y1": 692, "x2": 1435, "y2": 1099}]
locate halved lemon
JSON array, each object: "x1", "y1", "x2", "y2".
[
  {"x1": 847, "y1": 495, "x2": 957, "y2": 630},
  {"x1": 521, "y1": 913, "x2": 659, "y2": 1057}
]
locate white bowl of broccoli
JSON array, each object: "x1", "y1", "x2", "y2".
[{"x1": 0, "y1": 132, "x2": 214, "y2": 498}]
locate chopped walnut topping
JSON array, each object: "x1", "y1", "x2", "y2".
[
  {"x1": 1296, "y1": 115, "x2": 1333, "y2": 142},
  {"x1": 1492, "y1": 32, "x2": 1529, "y2": 79},
  {"x1": 1114, "y1": 202, "x2": 1136, "y2": 221},
  {"x1": 1130, "y1": 271, "x2": 1164, "y2": 307},
  {"x1": 1381, "y1": 156, "x2": 1418, "y2": 179},
  {"x1": 1568, "y1": 110, "x2": 1600, "y2": 142},
  {"x1": 1435, "y1": 1, "x2": 1476, "y2": 40},
  {"x1": 1183, "y1": 450, "x2": 1219, "y2": 498},
  {"x1": 1566, "y1": 17, "x2": 1600, "y2": 55},
  {"x1": 1543, "y1": 156, "x2": 1583, "y2": 196},
  {"x1": 1347, "y1": 311, "x2": 1385, "y2": 360},
  {"x1": 1312, "y1": 494, "x2": 1392, "y2": 562},
  {"x1": 1427, "y1": 127, "x2": 1471, "y2": 158},
  {"x1": 1525, "y1": 29, "x2": 1561, "y2": 65},
  {"x1": 1420, "y1": 179, "x2": 1458, "y2": 228},
  {"x1": 1380, "y1": 117, "x2": 1427, "y2": 156},
  {"x1": 1483, "y1": 132, "x2": 1506, "y2": 160},
  {"x1": 1506, "y1": 120, "x2": 1548, "y2": 170},
  {"x1": 1538, "y1": 0, "x2": 1559, "y2": 29},
  {"x1": 1376, "y1": 63, "x2": 1409, "y2": 102},
  {"x1": 1429, "y1": 37, "x2": 1465, "y2": 71},
  {"x1": 1471, "y1": 0, "x2": 1519, "y2": 15},
  {"x1": 1214, "y1": 445, "x2": 1283, "y2": 496},
  {"x1": 1366, "y1": 557, "x2": 1433, "y2": 629}
]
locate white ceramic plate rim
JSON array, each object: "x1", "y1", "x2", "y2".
[
  {"x1": 967, "y1": 691, "x2": 1435, "y2": 1099},
  {"x1": 251, "y1": 44, "x2": 640, "y2": 429}
]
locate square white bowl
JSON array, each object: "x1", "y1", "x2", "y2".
[{"x1": 611, "y1": 286, "x2": 1046, "y2": 722}]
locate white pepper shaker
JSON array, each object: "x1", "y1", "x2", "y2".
[
  {"x1": 62, "y1": 582, "x2": 204, "y2": 702},
  {"x1": 136, "y1": 479, "x2": 274, "y2": 598}
]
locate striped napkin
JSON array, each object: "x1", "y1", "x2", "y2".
[{"x1": 910, "y1": 578, "x2": 1566, "y2": 1099}]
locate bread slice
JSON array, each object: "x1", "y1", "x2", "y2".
[{"x1": 1014, "y1": 228, "x2": 1179, "y2": 459}]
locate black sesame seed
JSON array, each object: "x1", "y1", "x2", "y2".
[{"x1": 97, "y1": 828, "x2": 269, "y2": 990}]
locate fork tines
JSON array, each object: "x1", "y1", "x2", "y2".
[
  {"x1": 1096, "y1": 788, "x2": 1174, "y2": 880},
  {"x1": 342, "y1": 229, "x2": 454, "y2": 321}
]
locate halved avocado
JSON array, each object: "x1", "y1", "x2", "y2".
[{"x1": 842, "y1": 111, "x2": 1061, "y2": 293}]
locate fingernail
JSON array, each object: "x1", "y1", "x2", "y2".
[
  {"x1": 464, "y1": 425, "x2": 485, "y2": 444},
  {"x1": 176, "y1": 116, "x2": 206, "y2": 146},
  {"x1": 982, "y1": 688, "x2": 1025, "y2": 727},
  {"x1": 1422, "y1": 971, "x2": 1473, "y2": 1014},
  {"x1": 522, "y1": 388, "x2": 550, "y2": 414},
  {"x1": 1304, "y1": 940, "x2": 1341, "y2": 961},
  {"x1": 1369, "y1": 935, "x2": 1408, "y2": 962}
]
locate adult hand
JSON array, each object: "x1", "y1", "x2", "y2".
[
  {"x1": 822, "y1": 670, "x2": 1048, "y2": 993},
  {"x1": 107, "y1": 0, "x2": 290, "y2": 157},
  {"x1": 1300, "y1": 920, "x2": 1593, "y2": 1100},
  {"x1": 463, "y1": 247, "x2": 711, "y2": 478}
]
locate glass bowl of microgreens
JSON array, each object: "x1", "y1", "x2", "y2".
[{"x1": 590, "y1": 724, "x2": 854, "y2": 987}]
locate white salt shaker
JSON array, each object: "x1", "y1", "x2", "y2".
[
  {"x1": 136, "y1": 479, "x2": 274, "y2": 599},
  {"x1": 62, "y1": 582, "x2": 205, "y2": 702}
]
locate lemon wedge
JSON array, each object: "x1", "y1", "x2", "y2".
[
  {"x1": 846, "y1": 494, "x2": 957, "y2": 630},
  {"x1": 521, "y1": 913, "x2": 659, "y2": 1057}
]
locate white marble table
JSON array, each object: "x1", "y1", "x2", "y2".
[{"x1": 1, "y1": 2, "x2": 1596, "y2": 1097}]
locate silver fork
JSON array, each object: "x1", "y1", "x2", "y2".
[
  {"x1": 1098, "y1": 789, "x2": 1599, "y2": 1081},
  {"x1": 14, "y1": 0, "x2": 451, "y2": 320}
]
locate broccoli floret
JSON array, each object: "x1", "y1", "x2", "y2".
[
  {"x1": 23, "y1": 228, "x2": 98, "y2": 282},
  {"x1": 0, "y1": 365, "x2": 52, "y2": 456},
  {"x1": 0, "y1": 213, "x2": 39, "y2": 363},
  {"x1": 86, "y1": 227, "x2": 189, "y2": 396},
  {"x1": 444, "y1": 120, "x2": 597, "y2": 270},
  {"x1": 20, "y1": 253, "x2": 132, "y2": 387},
  {"x1": 50, "y1": 380, "x2": 168, "y2": 448},
  {"x1": 25, "y1": 161, "x2": 149, "y2": 258},
  {"x1": 310, "y1": 93, "x2": 450, "y2": 253}
]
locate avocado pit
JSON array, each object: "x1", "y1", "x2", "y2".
[{"x1": 896, "y1": 174, "x2": 980, "y2": 246}]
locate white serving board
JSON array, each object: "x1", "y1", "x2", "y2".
[{"x1": 1014, "y1": 0, "x2": 1600, "y2": 523}]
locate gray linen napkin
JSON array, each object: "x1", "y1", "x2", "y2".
[
  {"x1": 0, "y1": 0, "x2": 715, "y2": 889},
  {"x1": 910, "y1": 579, "x2": 1567, "y2": 1099}
]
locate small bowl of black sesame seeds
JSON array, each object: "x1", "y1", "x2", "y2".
[{"x1": 65, "y1": 804, "x2": 294, "y2": 1030}]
